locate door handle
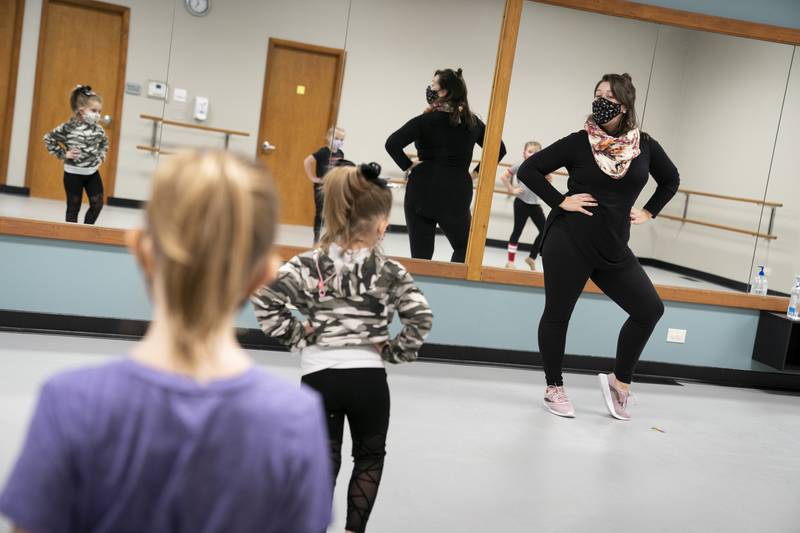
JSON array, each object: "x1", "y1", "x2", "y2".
[
  {"x1": 101, "y1": 115, "x2": 112, "y2": 126},
  {"x1": 262, "y1": 141, "x2": 277, "y2": 154}
]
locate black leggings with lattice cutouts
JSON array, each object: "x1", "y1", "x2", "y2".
[
  {"x1": 301, "y1": 368, "x2": 389, "y2": 533},
  {"x1": 63, "y1": 171, "x2": 103, "y2": 224}
]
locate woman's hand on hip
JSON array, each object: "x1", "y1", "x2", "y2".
[
  {"x1": 559, "y1": 193, "x2": 597, "y2": 216},
  {"x1": 630, "y1": 208, "x2": 653, "y2": 225},
  {"x1": 405, "y1": 161, "x2": 421, "y2": 178}
]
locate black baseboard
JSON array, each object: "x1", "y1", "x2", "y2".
[
  {"x1": 0, "y1": 184, "x2": 31, "y2": 196},
  {"x1": 107, "y1": 196, "x2": 145, "y2": 209},
  {"x1": 2, "y1": 309, "x2": 799, "y2": 391}
]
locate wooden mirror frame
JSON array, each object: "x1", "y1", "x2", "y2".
[{"x1": 2, "y1": 0, "x2": 797, "y2": 313}]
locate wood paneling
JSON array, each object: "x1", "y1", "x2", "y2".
[
  {"x1": 256, "y1": 38, "x2": 345, "y2": 226},
  {"x1": 534, "y1": 0, "x2": 800, "y2": 45},
  {"x1": 465, "y1": 0, "x2": 523, "y2": 280}
]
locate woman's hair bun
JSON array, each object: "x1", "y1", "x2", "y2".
[{"x1": 456, "y1": 68, "x2": 463, "y2": 77}]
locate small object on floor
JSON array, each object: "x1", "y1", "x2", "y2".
[
  {"x1": 524, "y1": 257, "x2": 537, "y2": 271},
  {"x1": 651, "y1": 426, "x2": 666, "y2": 433},
  {"x1": 505, "y1": 261, "x2": 516, "y2": 269}
]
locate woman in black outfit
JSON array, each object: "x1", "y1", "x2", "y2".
[
  {"x1": 518, "y1": 73, "x2": 679, "y2": 421},
  {"x1": 385, "y1": 68, "x2": 506, "y2": 262}
]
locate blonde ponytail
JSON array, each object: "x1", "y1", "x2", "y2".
[
  {"x1": 146, "y1": 150, "x2": 278, "y2": 365},
  {"x1": 320, "y1": 163, "x2": 392, "y2": 250}
]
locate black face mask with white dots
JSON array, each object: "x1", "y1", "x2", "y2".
[
  {"x1": 426, "y1": 86, "x2": 439, "y2": 105},
  {"x1": 592, "y1": 97, "x2": 622, "y2": 125}
]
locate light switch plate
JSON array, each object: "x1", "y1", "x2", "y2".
[
  {"x1": 173, "y1": 88, "x2": 188, "y2": 103},
  {"x1": 667, "y1": 328, "x2": 687, "y2": 343}
]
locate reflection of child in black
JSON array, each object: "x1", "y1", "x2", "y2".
[
  {"x1": 43, "y1": 85, "x2": 109, "y2": 224},
  {"x1": 500, "y1": 141, "x2": 552, "y2": 270},
  {"x1": 303, "y1": 127, "x2": 346, "y2": 245}
]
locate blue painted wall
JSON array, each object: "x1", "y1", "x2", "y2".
[
  {"x1": 0, "y1": 235, "x2": 760, "y2": 371},
  {"x1": 638, "y1": 0, "x2": 800, "y2": 30}
]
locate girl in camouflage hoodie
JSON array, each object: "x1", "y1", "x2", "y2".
[
  {"x1": 252, "y1": 162, "x2": 432, "y2": 533},
  {"x1": 43, "y1": 85, "x2": 109, "y2": 224}
]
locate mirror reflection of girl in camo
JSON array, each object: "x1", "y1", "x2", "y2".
[
  {"x1": 252, "y1": 162, "x2": 433, "y2": 533},
  {"x1": 43, "y1": 85, "x2": 109, "y2": 224}
]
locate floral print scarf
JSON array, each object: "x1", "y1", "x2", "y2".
[{"x1": 584, "y1": 117, "x2": 641, "y2": 179}]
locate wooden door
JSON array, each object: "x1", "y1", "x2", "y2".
[
  {"x1": 0, "y1": 0, "x2": 25, "y2": 185},
  {"x1": 256, "y1": 38, "x2": 345, "y2": 226},
  {"x1": 26, "y1": 0, "x2": 128, "y2": 200}
]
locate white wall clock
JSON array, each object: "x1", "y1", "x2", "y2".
[{"x1": 185, "y1": 0, "x2": 211, "y2": 17}]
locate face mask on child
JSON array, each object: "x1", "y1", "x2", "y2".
[
  {"x1": 83, "y1": 111, "x2": 101, "y2": 124},
  {"x1": 331, "y1": 139, "x2": 344, "y2": 151}
]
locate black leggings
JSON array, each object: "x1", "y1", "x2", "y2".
[
  {"x1": 313, "y1": 183, "x2": 324, "y2": 243},
  {"x1": 405, "y1": 204, "x2": 471, "y2": 263},
  {"x1": 64, "y1": 171, "x2": 103, "y2": 224},
  {"x1": 539, "y1": 222, "x2": 664, "y2": 385},
  {"x1": 301, "y1": 368, "x2": 389, "y2": 533},
  {"x1": 508, "y1": 200, "x2": 546, "y2": 260}
]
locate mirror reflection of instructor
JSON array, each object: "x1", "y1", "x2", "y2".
[{"x1": 386, "y1": 68, "x2": 506, "y2": 263}]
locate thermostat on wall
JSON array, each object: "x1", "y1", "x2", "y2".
[
  {"x1": 147, "y1": 81, "x2": 168, "y2": 100},
  {"x1": 125, "y1": 82, "x2": 142, "y2": 96}
]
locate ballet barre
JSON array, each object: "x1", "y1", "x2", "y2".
[
  {"x1": 138, "y1": 114, "x2": 251, "y2": 155},
  {"x1": 664, "y1": 189, "x2": 782, "y2": 240}
]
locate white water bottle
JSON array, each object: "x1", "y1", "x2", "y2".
[
  {"x1": 788, "y1": 275, "x2": 800, "y2": 321},
  {"x1": 750, "y1": 265, "x2": 768, "y2": 295}
]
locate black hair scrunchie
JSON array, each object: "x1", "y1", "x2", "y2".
[
  {"x1": 75, "y1": 85, "x2": 94, "y2": 96},
  {"x1": 360, "y1": 162, "x2": 388, "y2": 189}
]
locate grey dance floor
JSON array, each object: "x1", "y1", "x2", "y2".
[{"x1": 1, "y1": 331, "x2": 798, "y2": 532}]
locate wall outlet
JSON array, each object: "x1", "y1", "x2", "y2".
[{"x1": 667, "y1": 328, "x2": 687, "y2": 343}]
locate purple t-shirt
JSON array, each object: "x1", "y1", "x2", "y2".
[{"x1": 0, "y1": 359, "x2": 332, "y2": 533}]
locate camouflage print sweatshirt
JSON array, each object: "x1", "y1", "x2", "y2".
[
  {"x1": 251, "y1": 246, "x2": 433, "y2": 364},
  {"x1": 43, "y1": 117, "x2": 109, "y2": 172}
]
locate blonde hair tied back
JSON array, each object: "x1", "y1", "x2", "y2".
[{"x1": 145, "y1": 150, "x2": 278, "y2": 364}]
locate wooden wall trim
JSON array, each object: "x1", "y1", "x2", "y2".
[
  {"x1": 0, "y1": 217, "x2": 467, "y2": 280},
  {"x1": 533, "y1": 0, "x2": 800, "y2": 45},
  {"x1": 0, "y1": 216, "x2": 789, "y2": 312},
  {"x1": 0, "y1": 216, "x2": 128, "y2": 246},
  {"x1": 465, "y1": 0, "x2": 523, "y2": 281},
  {"x1": 0, "y1": 0, "x2": 25, "y2": 186}
]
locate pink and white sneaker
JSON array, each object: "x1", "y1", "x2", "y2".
[
  {"x1": 599, "y1": 373, "x2": 631, "y2": 421},
  {"x1": 543, "y1": 386, "x2": 575, "y2": 418}
]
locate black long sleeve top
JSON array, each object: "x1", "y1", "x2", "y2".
[
  {"x1": 385, "y1": 111, "x2": 507, "y2": 217},
  {"x1": 517, "y1": 130, "x2": 679, "y2": 268}
]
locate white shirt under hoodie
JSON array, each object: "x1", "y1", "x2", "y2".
[{"x1": 299, "y1": 243, "x2": 385, "y2": 376}]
